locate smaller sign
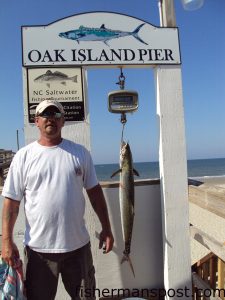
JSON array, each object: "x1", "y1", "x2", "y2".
[{"x1": 27, "y1": 67, "x2": 84, "y2": 123}]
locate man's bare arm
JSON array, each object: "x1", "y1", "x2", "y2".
[
  {"x1": 87, "y1": 184, "x2": 114, "y2": 253},
  {"x1": 2, "y1": 197, "x2": 20, "y2": 266}
]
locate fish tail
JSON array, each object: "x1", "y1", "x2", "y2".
[
  {"x1": 121, "y1": 254, "x2": 135, "y2": 277},
  {"x1": 132, "y1": 23, "x2": 145, "y2": 34},
  {"x1": 132, "y1": 23, "x2": 148, "y2": 45}
]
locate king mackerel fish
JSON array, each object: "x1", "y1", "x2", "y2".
[
  {"x1": 59, "y1": 23, "x2": 147, "y2": 46},
  {"x1": 111, "y1": 142, "x2": 139, "y2": 277}
]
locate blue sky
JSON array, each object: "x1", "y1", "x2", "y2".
[{"x1": 0, "y1": 0, "x2": 225, "y2": 164}]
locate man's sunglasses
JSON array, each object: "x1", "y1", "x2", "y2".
[{"x1": 38, "y1": 112, "x2": 63, "y2": 119}]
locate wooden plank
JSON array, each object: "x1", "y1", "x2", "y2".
[
  {"x1": 209, "y1": 256, "x2": 217, "y2": 290},
  {"x1": 192, "y1": 272, "x2": 221, "y2": 300},
  {"x1": 190, "y1": 225, "x2": 225, "y2": 262},
  {"x1": 199, "y1": 185, "x2": 225, "y2": 196},
  {"x1": 190, "y1": 184, "x2": 225, "y2": 198},
  {"x1": 154, "y1": 65, "x2": 192, "y2": 297},
  {"x1": 196, "y1": 253, "x2": 215, "y2": 267},
  {"x1": 203, "y1": 261, "x2": 210, "y2": 284},
  {"x1": 196, "y1": 266, "x2": 203, "y2": 300},
  {"x1": 218, "y1": 259, "x2": 225, "y2": 299},
  {"x1": 189, "y1": 185, "x2": 225, "y2": 219}
]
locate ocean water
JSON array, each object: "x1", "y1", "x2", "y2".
[{"x1": 95, "y1": 158, "x2": 225, "y2": 181}]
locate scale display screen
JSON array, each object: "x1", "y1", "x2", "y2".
[{"x1": 108, "y1": 90, "x2": 138, "y2": 113}]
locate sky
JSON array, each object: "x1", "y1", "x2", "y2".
[{"x1": 0, "y1": 0, "x2": 225, "y2": 164}]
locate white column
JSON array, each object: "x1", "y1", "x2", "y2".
[{"x1": 154, "y1": 65, "x2": 192, "y2": 299}]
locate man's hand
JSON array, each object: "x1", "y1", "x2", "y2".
[
  {"x1": 87, "y1": 184, "x2": 114, "y2": 254},
  {"x1": 99, "y1": 229, "x2": 114, "y2": 254},
  {"x1": 2, "y1": 197, "x2": 20, "y2": 267},
  {"x1": 1, "y1": 239, "x2": 20, "y2": 267}
]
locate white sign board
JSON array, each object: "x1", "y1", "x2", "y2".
[
  {"x1": 27, "y1": 67, "x2": 85, "y2": 123},
  {"x1": 22, "y1": 12, "x2": 181, "y2": 66}
]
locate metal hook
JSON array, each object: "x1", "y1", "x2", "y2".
[
  {"x1": 120, "y1": 113, "x2": 127, "y2": 143},
  {"x1": 116, "y1": 67, "x2": 125, "y2": 90},
  {"x1": 120, "y1": 112, "x2": 127, "y2": 124}
]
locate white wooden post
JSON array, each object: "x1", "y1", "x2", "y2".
[
  {"x1": 154, "y1": 65, "x2": 192, "y2": 298},
  {"x1": 154, "y1": 2, "x2": 192, "y2": 297}
]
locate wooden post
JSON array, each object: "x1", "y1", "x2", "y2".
[
  {"x1": 196, "y1": 264, "x2": 203, "y2": 300},
  {"x1": 218, "y1": 258, "x2": 225, "y2": 299},
  {"x1": 203, "y1": 262, "x2": 209, "y2": 284},
  {"x1": 154, "y1": 2, "x2": 192, "y2": 298},
  {"x1": 154, "y1": 66, "x2": 192, "y2": 299},
  {"x1": 209, "y1": 256, "x2": 217, "y2": 290},
  {"x1": 161, "y1": 0, "x2": 176, "y2": 27}
]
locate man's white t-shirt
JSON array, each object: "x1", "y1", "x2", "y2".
[{"x1": 2, "y1": 139, "x2": 98, "y2": 253}]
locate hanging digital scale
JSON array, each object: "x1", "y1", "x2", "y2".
[{"x1": 108, "y1": 90, "x2": 138, "y2": 114}]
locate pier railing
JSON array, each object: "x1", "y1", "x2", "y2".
[
  {"x1": 0, "y1": 150, "x2": 14, "y2": 187},
  {"x1": 189, "y1": 180, "x2": 225, "y2": 299}
]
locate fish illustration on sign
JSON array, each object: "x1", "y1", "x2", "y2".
[
  {"x1": 59, "y1": 23, "x2": 148, "y2": 46},
  {"x1": 34, "y1": 70, "x2": 78, "y2": 88},
  {"x1": 111, "y1": 142, "x2": 139, "y2": 277}
]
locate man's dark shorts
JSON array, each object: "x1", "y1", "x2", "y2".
[{"x1": 24, "y1": 242, "x2": 96, "y2": 300}]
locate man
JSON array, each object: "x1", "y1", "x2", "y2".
[{"x1": 1, "y1": 99, "x2": 114, "y2": 300}]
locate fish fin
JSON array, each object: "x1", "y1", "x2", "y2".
[
  {"x1": 111, "y1": 169, "x2": 122, "y2": 178},
  {"x1": 133, "y1": 169, "x2": 140, "y2": 176},
  {"x1": 71, "y1": 75, "x2": 77, "y2": 83},
  {"x1": 103, "y1": 40, "x2": 109, "y2": 46},
  {"x1": 53, "y1": 71, "x2": 68, "y2": 77},
  {"x1": 46, "y1": 83, "x2": 50, "y2": 88},
  {"x1": 45, "y1": 70, "x2": 53, "y2": 75},
  {"x1": 121, "y1": 254, "x2": 135, "y2": 277},
  {"x1": 132, "y1": 23, "x2": 148, "y2": 45}
]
